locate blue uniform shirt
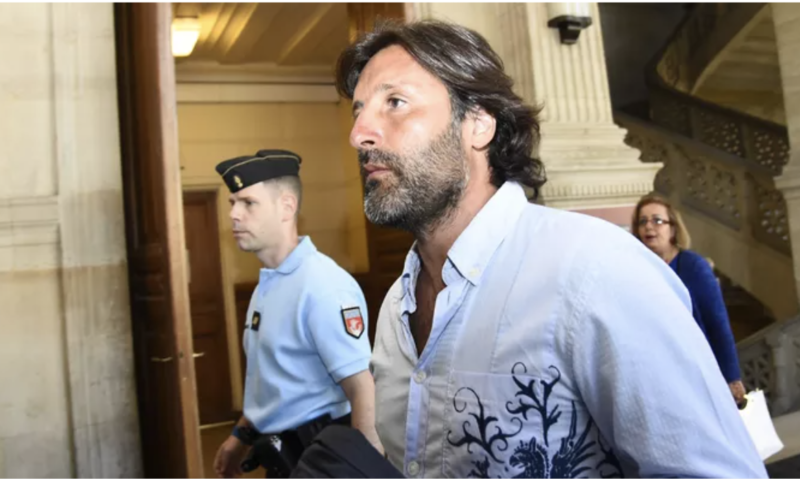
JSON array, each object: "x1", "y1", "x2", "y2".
[
  {"x1": 243, "y1": 236, "x2": 371, "y2": 434},
  {"x1": 371, "y1": 181, "x2": 766, "y2": 478}
]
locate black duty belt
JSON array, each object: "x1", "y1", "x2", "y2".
[{"x1": 241, "y1": 413, "x2": 352, "y2": 478}]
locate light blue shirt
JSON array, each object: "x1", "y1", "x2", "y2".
[
  {"x1": 243, "y1": 236, "x2": 371, "y2": 434},
  {"x1": 371, "y1": 182, "x2": 766, "y2": 478}
]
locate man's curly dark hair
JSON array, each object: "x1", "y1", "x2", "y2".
[{"x1": 335, "y1": 20, "x2": 546, "y2": 198}]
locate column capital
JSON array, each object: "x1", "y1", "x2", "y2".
[{"x1": 538, "y1": 121, "x2": 660, "y2": 210}]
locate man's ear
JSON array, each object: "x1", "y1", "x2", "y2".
[
  {"x1": 280, "y1": 192, "x2": 298, "y2": 222},
  {"x1": 469, "y1": 107, "x2": 496, "y2": 151}
]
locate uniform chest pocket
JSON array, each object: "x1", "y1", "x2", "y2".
[{"x1": 442, "y1": 365, "x2": 621, "y2": 478}]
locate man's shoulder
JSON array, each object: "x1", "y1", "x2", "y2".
[
  {"x1": 514, "y1": 203, "x2": 640, "y2": 257},
  {"x1": 505, "y1": 203, "x2": 679, "y2": 309}
]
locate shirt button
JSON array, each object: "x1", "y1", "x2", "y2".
[
  {"x1": 407, "y1": 460, "x2": 420, "y2": 476},
  {"x1": 414, "y1": 370, "x2": 427, "y2": 383}
]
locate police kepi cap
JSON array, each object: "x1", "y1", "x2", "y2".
[{"x1": 215, "y1": 149, "x2": 302, "y2": 193}]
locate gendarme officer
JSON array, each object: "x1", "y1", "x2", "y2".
[{"x1": 212, "y1": 150, "x2": 383, "y2": 478}]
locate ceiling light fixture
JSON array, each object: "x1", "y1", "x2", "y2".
[{"x1": 172, "y1": 17, "x2": 200, "y2": 58}]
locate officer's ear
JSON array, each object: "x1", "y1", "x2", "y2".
[{"x1": 279, "y1": 191, "x2": 298, "y2": 223}]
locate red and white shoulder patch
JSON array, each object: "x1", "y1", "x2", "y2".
[{"x1": 341, "y1": 307, "x2": 365, "y2": 339}]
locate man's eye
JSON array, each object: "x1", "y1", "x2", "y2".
[
  {"x1": 388, "y1": 97, "x2": 405, "y2": 108},
  {"x1": 245, "y1": 200, "x2": 253, "y2": 207}
]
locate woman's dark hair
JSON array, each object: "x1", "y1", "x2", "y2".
[{"x1": 335, "y1": 20, "x2": 546, "y2": 198}]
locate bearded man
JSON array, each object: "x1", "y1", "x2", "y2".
[{"x1": 334, "y1": 20, "x2": 766, "y2": 478}]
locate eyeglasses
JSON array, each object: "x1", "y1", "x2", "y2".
[{"x1": 638, "y1": 217, "x2": 671, "y2": 227}]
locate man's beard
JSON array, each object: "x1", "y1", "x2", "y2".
[{"x1": 359, "y1": 122, "x2": 468, "y2": 237}]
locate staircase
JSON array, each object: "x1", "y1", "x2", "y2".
[
  {"x1": 613, "y1": 6, "x2": 800, "y2": 471},
  {"x1": 717, "y1": 269, "x2": 777, "y2": 341},
  {"x1": 614, "y1": 0, "x2": 800, "y2": 420},
  {"x1": 688, "y1": 4, "x2": 784, "y2": 125},
  {"x1": 615, "y1": 2, "x2": 796, "y2": 323}
]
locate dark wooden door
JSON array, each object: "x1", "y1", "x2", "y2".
[
  {"x1": 183, "y1": 191, "x2": 235, "y2": 425},
  {"x1": 115, "y1": 4, "x2": 203, "y2": 477}
]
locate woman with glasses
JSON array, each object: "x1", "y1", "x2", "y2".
[{"x1": 632, "y1": 194, "x2": 746, "y2": 405}]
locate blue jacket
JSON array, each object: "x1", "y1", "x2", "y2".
[{"x1": 670, "y1": 249, "x2": 742, "y2": 383}]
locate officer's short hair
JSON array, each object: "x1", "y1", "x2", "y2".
[{"x1": 265, "y1": 176, "x2": 303, "y2": 219}]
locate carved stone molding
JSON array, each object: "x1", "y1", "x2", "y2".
[
  {"x1": 543, "y1": 181, "x2": 656, "y2": 203},
  {"x1": 683, "y1": 155, "x2": 742, "y2": 229}
]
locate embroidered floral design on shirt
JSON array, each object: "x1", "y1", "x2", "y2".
[
  {"x1": 446, "y1": 363, "x2": 624, "y2": 478},
  {"x1": 447, "y1": 387, "x2": 523, "y2": 462},
  {"x1": 506, "y1": 364, "x2": 563, "y2": 446}
]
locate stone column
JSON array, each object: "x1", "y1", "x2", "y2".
[
  {"x1": 772, "y1": 3, "x2": 800, "y2": 301},
  {"x1": 54, "y1": 4, "x2": 142, "y2": 477},
  {"x1": 410, "y1": 3, "x2": 660, "y2": 227}
]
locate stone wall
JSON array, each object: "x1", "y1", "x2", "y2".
[{"x1": 0, "y1": 4, "x2": 141, "y2": 477}]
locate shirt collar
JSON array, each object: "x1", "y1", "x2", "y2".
[
  {"x1": 447, "y1": 181, "x2": 527, "y2": 286},
  {"x1": 399, "y1": 181, "x2": 528, "y2": 301},
  {"x1": 260, "y1": 236, "x2": 316, "y2": 281}
]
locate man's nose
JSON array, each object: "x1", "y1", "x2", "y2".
[
  {"x1": 229, "y1": 203, "x2": 241, "y2": 222},
  {"x1": 349, "y1": 111, "x2": 383, "y2": 151}
]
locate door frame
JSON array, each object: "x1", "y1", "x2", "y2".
[
  {"x1": 115, "y1": 3, "x2": 203, "y2": 476},
  {"x1": 182, "y1": 183, "x2": 245, "y2": 415},
  {"x1": 119, "y1": 2, "x2": 410, "y2": 474}
]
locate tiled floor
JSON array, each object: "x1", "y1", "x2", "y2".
[{"x1": 201, "y1": 424, "x2": 264, "y2": 478}]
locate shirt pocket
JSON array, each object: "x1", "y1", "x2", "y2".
[{"x1": 442, "y1": 366, "x2": 617, "y2": 478}]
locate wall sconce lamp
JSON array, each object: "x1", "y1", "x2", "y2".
[
  {"x1": 547, "y1": 3, "x2": 593, "y2": 45},
  {"x1": 172, "y1": 17, "x2": 201, "y2": 58}
]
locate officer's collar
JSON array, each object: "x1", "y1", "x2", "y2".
[{"x1": 260, "y1": 236, "x2": 316, "y2": 278}]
